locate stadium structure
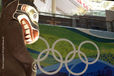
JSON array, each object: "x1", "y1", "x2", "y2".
[{"x1": 34, "y1": 0, "x2": 114, "y2": 31}]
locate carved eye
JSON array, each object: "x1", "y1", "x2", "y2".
[
  {"x1": 33, "y1": 13, "x2": 37, "y2": 19},
  {"x1": 21, "y1": 5, "x2": 27, "y2": 11},
  {"x1": 29, "y1": 9, "x2": 38, "y2": 20}
]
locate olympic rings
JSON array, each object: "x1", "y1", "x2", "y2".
[
  {"x1": 38, "y1": 37, "x2": 50, "y2": 61},
  {"x1": 78, "y1": 41, "x2": 100, "y2": 64},
  {"x1": 37, "y1": 37, "x2": 100, "y2": 76},
  {"x1": 37, "y1": 49, "x2": 63, "y2": 75},
  {"x1": 65, "y1": 51, "x2": 88, "y2": 76},
  {"x1": 52, "y1": 39, "x2": 77, "y2": 63}
]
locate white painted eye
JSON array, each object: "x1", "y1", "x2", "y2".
[
  {"x1": 33, "y1": 13, "x2": 38, "y2": 19},
  {"x1": 22, "y1": 4, "x2": 39, "y2": 24}
]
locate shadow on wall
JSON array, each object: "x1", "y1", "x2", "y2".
[
  {"x1": 0, "y1": 2, "x2": 1, "y2": 16},
  {"x1": 0, "y1": 6, "x2": 1, "y2": 17}
]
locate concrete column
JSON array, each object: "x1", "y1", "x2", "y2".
[
  {"x1": 112, "y1": 21, "x2": 114, "y2": 32},
  {"x1": 72, "y1": 16, "x2": 76, "y2": 27},
  {"x1": 52, "y1": 0, "x2": 56, "y2": 14},
  {"x1": 106, "y1": 21, "x2": 112, "y2": 32},
  {"x1": 106, "y1": 10, "x2": 114, "y2": 32}
]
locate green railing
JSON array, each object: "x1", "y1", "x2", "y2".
[{"x1": 86, "y1": 10, "x2": 106, "y2": 17}]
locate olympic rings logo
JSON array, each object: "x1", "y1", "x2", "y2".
[{"x1": 36, "y1": 37, "x2": 100, "y2": 76}]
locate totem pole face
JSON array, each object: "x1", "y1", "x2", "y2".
[{"x1": 13, "y1": 4, "x2": 39, "y2": 44}]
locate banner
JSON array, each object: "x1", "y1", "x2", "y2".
[{"x1": 27, "y1": 24, "x2": 114, "y2": 76}]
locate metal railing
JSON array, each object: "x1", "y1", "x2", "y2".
[
  {"x1": 86, "y1": 10, "x2": 106, "y2": 17},
  {"x1": 39, "y1": 12, "x2": 114, "y2": 32},
  {"x1": 39, "y1": 12, "x2": 72, "y2": 19}
]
